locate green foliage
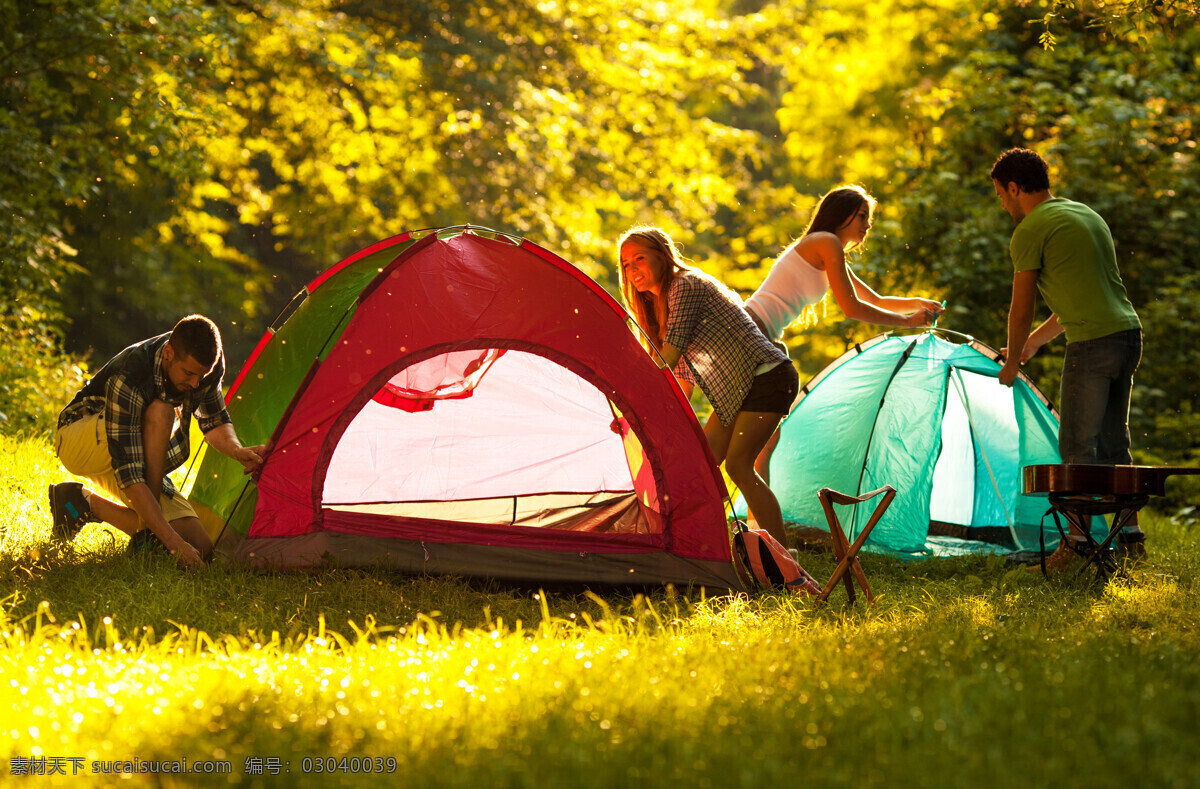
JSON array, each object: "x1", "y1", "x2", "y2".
[
  {"x1": 0, "y1": 0, "x2": 222, "y2": 427},
  {"x1": 5, "y1": 0, "x2": 797, "y2": 364},
  {"x1": 0, "y1": 315, "x2": 87, "y2": 434},
  {"x1": 1039, "y1": 0, "x2": 1200, "y2": 50},
  {"x1": 2, "y1": 0, "x2": 1198, "y2": 450},
  {"x1": 884, "y1": 7, "x2": 1200, "y2": 463},
  {"x1": 1, "y1": 0, "x2": 244, "y2": 356},
  {"x1": 176, "y1": 0, "x2": 781, "y2": 312}
]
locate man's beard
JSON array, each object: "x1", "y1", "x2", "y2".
[{"x1": 163, "y1": 378, "x2": 189, "y2": 398}]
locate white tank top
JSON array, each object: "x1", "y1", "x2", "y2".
[{"x1": 744, "y1": 244, "x2": 829, "y2": 339}]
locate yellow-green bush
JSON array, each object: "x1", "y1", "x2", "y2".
[{"x1": 0, "y1": 315, "x2": 87, "y2": 436}]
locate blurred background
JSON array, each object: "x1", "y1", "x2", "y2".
[{"x1": 2, "y1": 0, "x2": 1196, "y2": 477}]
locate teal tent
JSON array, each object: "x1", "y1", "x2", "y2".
[{"x1": 741, "y1": 331, "x2": 1083, "y2": 557}]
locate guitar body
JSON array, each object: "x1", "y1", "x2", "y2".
[{"x1": 1024, "y1": 464, "x2": 1200, "y2": 498}]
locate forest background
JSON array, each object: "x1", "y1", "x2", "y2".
[{"x1": 2, "y1": 0, "x2": 1197, "y2": 483}]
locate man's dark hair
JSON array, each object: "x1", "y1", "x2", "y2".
[
  {"x1": 990, "y1": 148, "x2": 1051, "y2": 193},
  {"x1": 169, "y1": 314, "x2": 222, "y2": 369}
]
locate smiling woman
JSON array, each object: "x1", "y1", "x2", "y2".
[{"x1": 617, "y1": 226, "x2": 797, "y2": 547}]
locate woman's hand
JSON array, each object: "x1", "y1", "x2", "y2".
[
  {"x1": 915, "y1": 298, "x2": 945, "y2": 316},
  {"x1": 904, "y1": 308, "x2": 936, "y2": 328}
]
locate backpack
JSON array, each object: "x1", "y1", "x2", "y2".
[{"x1": 732, "y1": 522, "x2": 821, "y2": 595}]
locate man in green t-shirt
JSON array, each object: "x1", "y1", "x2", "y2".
[{"x1": 990, "y1": 148, "x2": 1144, "y2": 566}]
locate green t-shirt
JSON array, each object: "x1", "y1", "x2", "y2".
[{"x1": 1010, "y1": 197, "x2": 1141, "y2": 344}]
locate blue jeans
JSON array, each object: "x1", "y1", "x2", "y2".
[{"x1": 1058, "y1": 329, "x2": 1142, "y2": 465}]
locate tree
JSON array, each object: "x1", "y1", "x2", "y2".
[
  {"x1": 53, "y1": 0, "x2": 796, "y2": 362},
  {"x1": 890, "y1": 4, "x2": 1200, "y2": 467},
  {"x1": 0, "y1": 0, "x2": 235, "y2": 428},
  {"x1": 6, "y1": 0, "x2": 1198, "y2": 466},
  {"x1": 1039, "y1": 0, "x2": 1200, "y2": 50}
]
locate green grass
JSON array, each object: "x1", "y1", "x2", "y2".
[{"x1": 4, "y1": 432, "x2": 1199, "y2": 787}]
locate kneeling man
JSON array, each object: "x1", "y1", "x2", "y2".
[{"x1": 50, "y1": 315, "x2": 264, "y2": 568}]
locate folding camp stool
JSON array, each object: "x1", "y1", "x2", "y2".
[
  {"x1": 815, "y1": 486, "x2": 896, "y2": 605},
  {"x1": 1044, "y1": 493, "x2": 1146, "y2": 583}
]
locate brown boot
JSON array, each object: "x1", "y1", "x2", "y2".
[{"x1": 1028, "y1": 537, "x2": 1097, "y2": 573}]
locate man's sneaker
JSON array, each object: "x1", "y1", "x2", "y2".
[
  {"x1": 128, "y1": 529, "x2": 168, "y2": 556},
  {"x1": 48, "y1": 482, "x2": 96, "y2": 541},
  {"x1": 1117, "y1": 532, "x2": 1147, "y2": 561}
]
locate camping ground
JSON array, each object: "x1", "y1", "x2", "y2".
[
  {"x1": 3, "y1": 432, "x2": 1199, "y2": 787},
  {"x1": 6, "y1": 2, "x2": 1200, "y2": 784}
]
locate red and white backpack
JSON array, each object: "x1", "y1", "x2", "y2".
[{"x1": 732, "y1": 522, "x2": 821, "y2": 595}]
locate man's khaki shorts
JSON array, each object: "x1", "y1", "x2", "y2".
[{"x1": 55, "y1": 412, "x2": 199, "y2": 523}]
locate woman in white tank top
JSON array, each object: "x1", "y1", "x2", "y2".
[
  {"x1": 745, "y1": 185, "x2": 946, "y2": 483},
  {"x1": 746, "y1": 185, "x2": 943, "y2": 341}
]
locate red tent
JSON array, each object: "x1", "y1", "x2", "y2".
[{"x1": 189, "y1": 227, "x2": 744, "y2": 590}]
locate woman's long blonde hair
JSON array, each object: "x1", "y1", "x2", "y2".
[{"x1": 617, "y1": 226, "x2": 690, "y2": 350}]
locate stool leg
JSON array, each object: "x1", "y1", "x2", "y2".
[
  {"x1": 832, "y1": 523, "x2": 857, "y2": 603},
  {"x1": 817, "y1": 520, "x2": 852, "y2": 604},
  {"x1": 848, "y1": 558, "x2": 875, "y2": 605},
  {"x1": 1057, "y1": 501, "x2": 1145, "y2": 584},
  {"x1": 835, "y1": 493, "x2": 893, "y2": 605},
  {"x1": 1090, "y1": 508, "x2": 1135, "y2": 581},
  {"x1": 818, "y1": 549, "x2": 857, "y2": 604}
]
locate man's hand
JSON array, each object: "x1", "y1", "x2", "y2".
[
  {"x1": 1000, "y1": 270, "x2": 1040, "y2": 388},
  {"x1": 232, "y1": 444, "x2": 266, "y2": 472},
  {"x1": 171, "y1": 540, "x2": 205, "y2": 570},
  {"x1": 998, "y1": 358, "x2": 1021, "y2": 387},
  {"x1": 157, "y1": 530, "x2": 205, "y2": 570},
  {"x1": 205, "y1": 425, "x2": 266, "y2": 471},
  {"x1": 126, "y1": 483, "x2": 204, "y2": 568},
  {"x1": 1001, "y1": 339, "x2": 1041, "y2": 365}
]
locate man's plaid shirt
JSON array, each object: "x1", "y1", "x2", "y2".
[
  {"x1": 663, "y1": 271, "x2": 789, "y2": 427},
  {"x1": 57, "y1": 333, "x2": 231, "y2": 497}
]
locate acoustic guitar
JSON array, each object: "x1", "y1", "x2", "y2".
[{"x1": 1024, "y1": 464, "x2": 1200, "y2": 498}]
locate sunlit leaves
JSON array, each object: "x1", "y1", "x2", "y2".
[
  {"x1": 886, "y1": 4, "x2": 1200, "y2": 463},
  {"x1": 1039, "y1": 0, "x2": 1200, "y2": 49},
  {"x1": 4, "y1": 0, "x2": 1199, "y2": 452},
  {"x1": 164, "y1": 0, "x2": 788, "y2": 301}
]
